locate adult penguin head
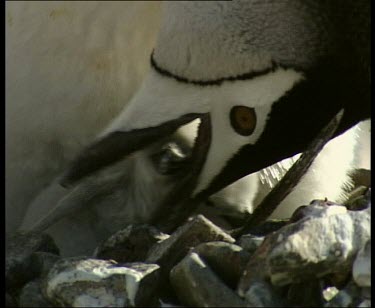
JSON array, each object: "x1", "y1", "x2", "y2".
[{"x1": 61, "y1": 1, "x2": 370, "y2": 204}]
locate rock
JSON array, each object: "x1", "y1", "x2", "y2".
[
  {"x1": 238, "y1": 203, "x2": 370, "y2": 294},
  {"x1": 323, "y1": 286, "x2": 339, "y2": 301},
  {"x1": 19, "y1": 279, "x2": 52, "y2": 307},
  {"x1": 146, "y1": 215, "x2": 234, "y2": 275},
  {"x1": 345, "y1": 186, "x2": 371, "y2": 211},
  {"x1": 362, "y1": 287, "x2": 371, "y2": 300},
  {"x1": 6, "y1": 231, "x2": 59, "y2": 291},
  {"x1": 159, "y1": 299, "x2": 185, "y2": 307},
  {"x1": 325, "y1": 280, "x2": 363, "y2": 307},
  {"x1": 44, "y1": 258, "x2": 160, "y2": 307},
  {"x1": 6, "y1": 293, "x2": 17, "y2": 307},
  {"x1": 30, "y1": 252, "x2": 61, "y2": 278},
  {"x1": 272, "y1": 206, "x2": 369, "y2": 286},
  {"x1": 236, "y1": 234, "x2": 265, "y2": 255},
  {"x1": 349, "y1": 168, "x2": 371, "y2": 188},
  {"x1": 192, "y1": 241, "x2": 251, "y2": 289},
  {"x1": 240, "y1": 279, "x2": 285, "y2": 307},
  {"x1": 324, "y1": 270, "x2": 351, "y2": 289},
  {"x1": 236, "y1": 236, "x2": 274, "y2": 302},
  {"x1": 242, "y1": 219, "x2": 289, "y2": 236},
  {"x1": 287, "y1": 280, "x2": 325, "y2": 307},
  {"x1": 357, "y1": 300, "x2": 371, "y2": 307},
  {"x1": 291, "y1": 200, "x2": 347, "y2": 221},
  {"x1": 170, "y1": 252, "x2": 247, "y2": 307},
  {"x1": 352, "y1": 239, "x2": 371, "y2": 287},
  {"x1": 94, "y1": 224, "x2": 169, "y2": 263},
  {"x1": 325, "y1": 288, "x2": 353, "y2": 307},
  {"x1": 288, "y1": 198, "x2": 355, "y2": 223},
  {"x1": 234, "y1": 239, "x2": 284, "y2": 307}
]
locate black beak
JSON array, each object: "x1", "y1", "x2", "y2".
[
  {"x1": 60, "y1": 113, "x2": 202, "y2": 188},
  {"x1": 150, "y1": 113, "x2": 212, "y2": 231}
]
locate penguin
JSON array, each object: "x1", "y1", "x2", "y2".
[
  {"x1": 8, "y1": 1, "x2": 370, "y2": 255},
  {"x1": 61, "y1": 1, "x2": 370, "y2": 210},
  {"x1": 19, "y1": 117, "x2": 368, "y2": 256}
]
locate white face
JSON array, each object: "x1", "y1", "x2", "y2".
[
  {"x1": 193, "y1": 68, "x2": 304, "y2": 195},
  {"x1": 93, "y1": 66, "x2": 303, "y2": 199}
]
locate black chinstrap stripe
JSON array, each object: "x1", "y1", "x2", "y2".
[{"x1": 150, "y1": 51, "x2": 297, "y2": 86}]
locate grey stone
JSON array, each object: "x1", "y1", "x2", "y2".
[
  {"x1": 146, "y1": 215, "x2": 234, "y2": 275},
  {"x1": 235, "y1": 242, "x2": 284, "y2": 307},
  {"x1": 357, "y1": 300, "x2": 371, "y2": 307},
  {"x1": 345, "y1": 186, "x2": 371, "y2": 211},
  {"x1": 287, "y1": 280, "x2": 325, "y2": 307},
  {"x1": 193, "y1": 241, "x2": 251, "y2": 289},
  {"x1": 170, "y1": 252, "x2": 247, "y2": 307},
  {"x1": 361, "y1": 287, "x2": 371, "y2": 300},
  {"x1": 241, "y1": 279, "x2": 285, "y2": 307},
  {"x1": 324, "y1": 271, "x2": 352, "y2": 290},
  {"x1": 353, "y1": 239, "x2": 371, "y2": 287},
  {"x1": 6, "y1": 293, "x2": 17, "y2": 307},
  {"x1": 94, "y1": 224, "x2": 169, "y2": 263},
  {"x1": 322, "y1": 286, "x2": 340, "y2": 302},
  {"x1": 242, "y1": 219, "x2": 289, "y2": 236},
  {"x1": 30, "y1": 252, "x2": 61, "y2": 278},
  {"x1": 19, "y1": 279, "x2": 52, "y2": 307},
  {"x1": 291, "y1": 199, "x2": 347, "y2": 220},
  {"x1": 324, "y1": 280, "x2": 363, "y2": 307},
  {"x1": 272, "y1": 205, "x2": 369, "y2": 286},
  {"x1": 237, "y1": 236, "x2": 272, "y2": 301},
  {"x1": 159, "y1": 299, "x2": 185, "y2": 307},
  {"x1": 238, "y1": 203, "x2": 370, "y2": 298},
  {"x1": 6, "y1": 231, "x2": 59, "y2": 291},
  {"x1": 349, "y1": 168, "x2": 371, "y2": 188},
  {"x1": 44, "y1": 258, "x2": 160, "y2": 307},
  {"x1": 325, "y1": 288, "x2": 353, "y2": 307},
  {"x1": 236, "y1": 234, "x2": 265, "y2": 255}
]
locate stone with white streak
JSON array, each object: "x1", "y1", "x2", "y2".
[
  {"x1": 44, "y1": 258, "x2": 160, "y2": 307},
  {"x1": 146, "y1": 215, "x2": 235, "y2": 275},
  {"x1": 94, "y1": 224, "x2": 169, "y2": 263},
  {"x1": 236, "y1": 234, "x2": 265, "y2": 255},
  {"x1": 170, "y1": 252, "x2": 247, "y2": 307},
  {"x1": 6, "y1": 231, "x2": 59, "y2": 291},
  {"x1": 352, "y1": 239, "x2": 371, "y2": 287},
  {"x1": 19, "y1": 279, "x2": 52, "y2": 307},
  {"x1": 192, "y1": 241, "x2": 251, "y2": 289},
  {"x1": 241, "y1": 279, "x2": 285, "y2": 307}
]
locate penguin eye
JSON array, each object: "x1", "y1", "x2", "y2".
[{"x1": 230, "y1": 106, "x2": 257, "y2": 136}]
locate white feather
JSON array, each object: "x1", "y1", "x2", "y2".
[{"x1": 6, "y1": 1, "x2": 162, "y2": 233}]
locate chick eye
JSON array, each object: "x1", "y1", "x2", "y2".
[{"x1": 230, "y1": 106, "x2": 257, "y2": 136}]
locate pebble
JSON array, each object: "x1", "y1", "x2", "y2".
[
  {"x1": 170, "y1": 252, "x2": 247, "y2": 307},
  {"x1": 94, "y1": 224, "x2": 169, "y2": 262},
  {"x1": 6, "y1": 232, "x2": 59, "y2": 291},
  {"x1": 44, "y1": 258, "x2": 160, "y2": 307}
]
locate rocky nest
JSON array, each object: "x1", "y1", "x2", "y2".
[{"x1": 6, "y1": 176, "x2": 371, "y2": 307}]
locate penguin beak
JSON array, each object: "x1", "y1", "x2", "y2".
[{"x1": 60, "y1": 112, "x2": 202, "y2": 188}]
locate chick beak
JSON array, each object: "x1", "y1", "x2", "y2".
[{"x1": 151, "y1": 113, "x2": 212, "y2": 231}]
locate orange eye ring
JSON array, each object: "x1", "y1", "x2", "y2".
[{"x1": 230, "y1": 106, "x2": 257, "y2": 136}]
